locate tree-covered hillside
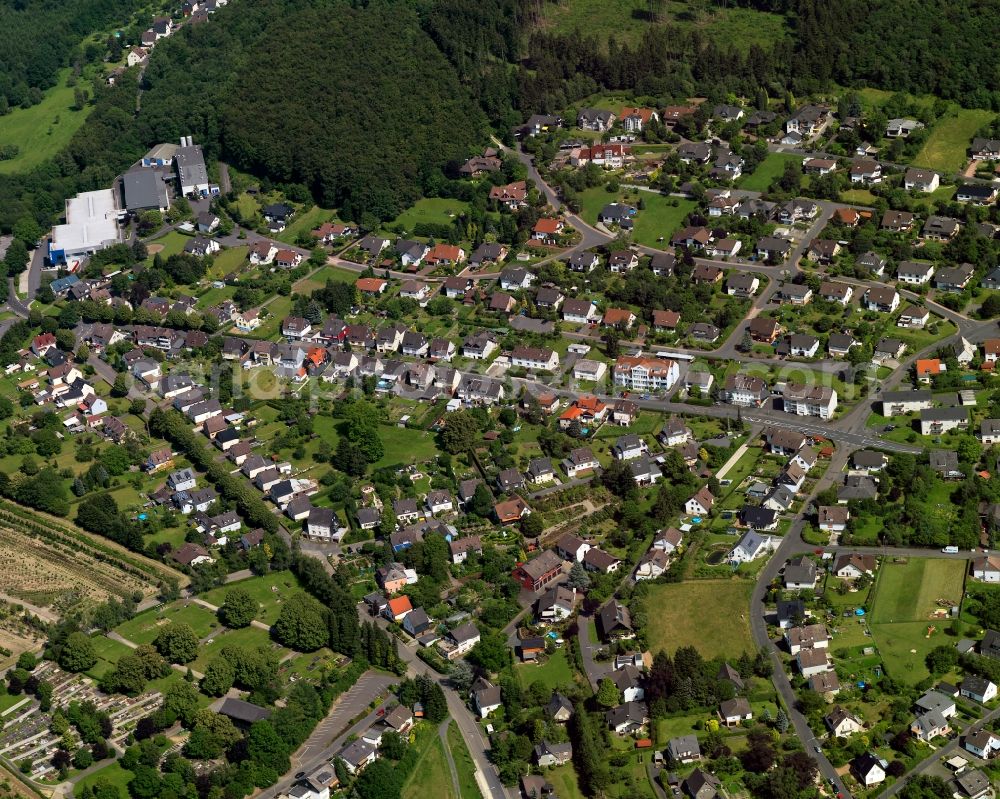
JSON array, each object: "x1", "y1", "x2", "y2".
[
  {"x1": 0, "y1": 0, "x2": 142, "y2": 109},
  {"x1": 522, "y1": 0, "x2": 1000, "y2": 111},
  {"x1": 139, "y1": 0, "x2": 487, "y2": 222}
]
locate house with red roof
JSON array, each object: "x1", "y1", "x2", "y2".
[
  {"x1": 383, "y1": 595, "x2": 413, "y2": 622},
  {"x1": 532, "y1": 218, "x2": 564, "y2": 242}
]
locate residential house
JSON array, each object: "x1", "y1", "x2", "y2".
[
  {"x1": 852, "y1": 753, "x2": 887, "y2": 787},
  {"x1": 784, "y1": 556, "x2": 818, "y2": 590},
  {"x1": 718, "y1": 697, "x2": 753, "y2": 727},
  {"x1": 819, "y1": 281, "x2": 853, "y2": 305},
  {"x1": 904, "y1": 168, "x2": 940, "y2": 192},
  {"x1": 667, "y1": 735, "x2": 702, "y2": 765},
  {"x1": 880, "y1": 389, "x2": 933, "y2": 416},
  {"x1": 881, "y1": 210, "x2": 915, "y2": 232},
  {"x1": 826, "y1": 708, "x2": 864, "y2": 738},
  {"x1": 782, "y1": 383, "x2": 837, "y2": 418},
  {"x1": 619, "y1": 106, "x2": 658, "y2": 132},
  {"x1": 562, "y1": 447, "x2": 600, "y2": 478},
  {"x1": 960, "y1": 675, "x2": 998, "y2": 704},
  {"x1": 922, "y1": 216, "x2": 961, "y2": 241},
  {"x1": 728, "y1": 531, "x2": 775, "y2": 564},
  {"x1": 898, "y1": 305, "x2": 931, "y2": 328},
  {"x1": 598, "y1": 598, "x2": 633, "y2": 641},
  {"x1": 513, "y1": 549, "x2": 562, "y2": 592},
  {"x1": 919, "y1": 408, "x2": 968, "y2": 436},
  {"x1": 818, "y1": 506, "x2": 850, "y2": 532},
  {"x1": 613, "y1": 356, "x2": 679, "y2": 392},
  {"x1": 685, "y1": 487, "x2": 714, "y2": 517},
  {"x1": 606, "y1": 701, "x2": 649, "y2": 734}
]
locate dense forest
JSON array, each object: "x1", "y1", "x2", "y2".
[
  {"x1": 139, "y1": 0, "x2": 487, "y2": 223},
  {"x1": 520, "y1": 0, "x2": 1000, "y2": 111},
  {"x1": 0, "y1": 0, "x2": 142, "y2": 110}
]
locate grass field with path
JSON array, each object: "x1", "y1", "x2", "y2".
[
  {"x1": 191, "y1": 624, "x2": 283, "y2": 672},
  {"x1": 539, "y1": 0, "x2": 788, "y2": 50},
  {"x1": 840, "y1": 189, "x2": 876, "y2": 205},
  {"x1": 199, "y1": 570, "x2": 303, "y2": 625},
  {"x1": 401, "y1": 725, "x2": 458, "y2": 799},
  {"x1": 546, "y1": 763, "x2": 585, "y2": 799},
  {"x1": 914, "y1": 109, "x2": 995, "y2": 173},
  {"x1": 114, "y1": 601, "x2": 222, "y2": 646},
  {"x1": 643, "y1": 581, "x2": 754, "y2": 659},
  {"x1": 738, "y1": 152, "x2": 801, "y2": 191},
  {"x1": 446, "y1": 721, "x2": 485, "y2": 799},
  {"x1": 0, "y1": 69, "x2": 92, "y2": 174},
  {"x1": 86, "y1": 635, "x2": 136, "y2": 680},
  {"x1": 295, "y1": 264, "x2": 358, "y2": 294}
]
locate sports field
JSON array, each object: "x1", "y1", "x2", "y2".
[{"x1": 643, "y1": 580, "x2": 754, "y2": 659}]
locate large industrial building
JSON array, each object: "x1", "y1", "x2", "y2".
[{"x1": 48, "y1": 189, "x2": 122, "y2": 265}]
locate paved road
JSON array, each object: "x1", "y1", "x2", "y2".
[
  {"x1": 356, "y1": 605, "x2": 514, "y2": 799},
  {"x1": 748, "y1": 446, "x2": 855, "y2": 799},
  {"x1": 256, "y1": 670, "x2": 398, "y2": 799},
  {"x1": 576, "y1": 614, "x2": 607, "y2": 691}
]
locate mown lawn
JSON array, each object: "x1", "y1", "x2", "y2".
[
  {"x1": 515, "y1": 648, "x2": 575, "y2": 690},
  {"x1": 840, "y1": 189, "x2": 876, "y2": 205},
  {"x1": 738, "y1": 152, "x2": 801, "y2": 191},
  {"x1": 145, "y1": 231, "x2": 190, "y2": 263},
  {"x1": 577, "y1": 187, "x2": 694, "y2": 246},
  {"x1": 392, "y1": 197, "x2": 469, "y2": 232},
  {"x1": 643, "y1": 581, "x2": 754, "y2": 659},
  {"x1": 914, "y1": 108, "x2": 995, "y2": 173},
  {"x1": 867, "y1": 556, "x2": 968, "y2": 684},
  {"x1": 870, "y1": 621, "x2": 948, "y2": 685},
  {"x1": 246, "y1": 295, "x2": 292, "y2": 339},
  {"x1": 377, "y1": 426, "x2": 442, "y2": 467},
  {"x1": 295, "y1": 264, "x2": 358, "y2": 294},
  {"x1": 631, "y1": 194, "x2": 697, "y2": 247},
  {"x1": 75, "y1": 762, "x2": 133, "y2": 798},
  {"x1": 0, "y1": 69, "x2": 93, "y2": 174},
  {"x1": 869, "y1": 557, "x2": 965, "y2": 623}
]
